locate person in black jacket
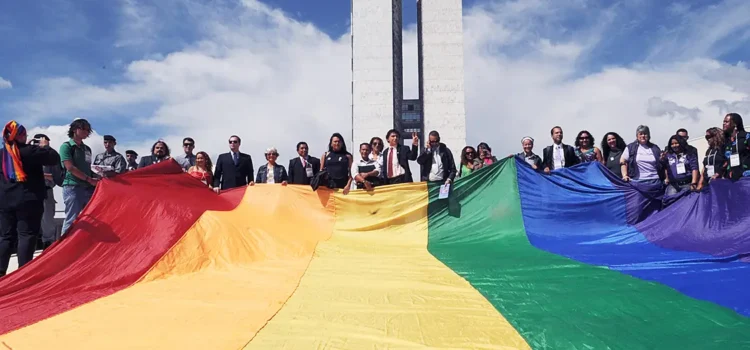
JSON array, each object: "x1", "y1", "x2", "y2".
[
  {"x1": 416, "y1": 130, "x2": 456, "y2": 184},
  {"x1": 542, "y1": 126, "x2": 579, "y2": 173},
  {"x1": 0, "y1": 121, "x2": 61, "y2": 276},
  {"x1": 288, "y1": 142, "x2": 320, "y2": 185},
  {"x1": 137, "y1": 140, "x2": 172, "y2": 168},
  {"x1": 381, "y1": 129, "x2": 418, "y2": 184},
  {"x1": 213, "y1": 135, "x2": 254, "y2": 192}
]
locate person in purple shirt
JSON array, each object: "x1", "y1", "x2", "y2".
[{"x1": 662, "y1": 135, "x2": 699, "y2": 195}]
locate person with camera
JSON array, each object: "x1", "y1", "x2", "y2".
[
  {"x1": 0, "y1": 121, "x2": 61, "y2": 276},
  {"x1": 32, "y1": 134, "x2": 64, "y2": 249}
]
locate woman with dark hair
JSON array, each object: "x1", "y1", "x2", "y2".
[
  {"x1": 0, "y1": 121, "x2": 61, "y2": 276},
  {"x1": 601, "y1": 132, "x2": 627, "y2": 177},
  {"x1": 320, "y1": 133, "x2": 353, "y2": 194},
  {"x1": 476, "y1": 142, "x2": 498, "y2": 168},
  {"x1": 698, "y1": 127, "x2": 727, "y2": 190},
  {"x1": 722, "y1": 112, "x2": 749, "y2": 180},
  {"x1": 574, "y1": 130, "x2": 603, "y2": 163},
  {"x1": 187, "y1": 151, "x2": 213, "y2": 188},
  {"x1": 369, "y1": 136, "x2": 384, "y2": 171},
  {"x1": 662, "y1": 135, "x2": 700, "y2": 195},
  {"x1": 457, "y1": 146, "x2": 478, "y2": 178}
]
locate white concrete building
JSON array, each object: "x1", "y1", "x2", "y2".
[
  {"x1": 351, "y1": 0, "x2": 467, "y2": 164},
  {"x1": 417, "y1": 0, "x2": 467, "y2": 162}
]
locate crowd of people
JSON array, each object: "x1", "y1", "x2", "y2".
[{"x1": 1, "y1": 112, "x2": 748, "y2": 276}]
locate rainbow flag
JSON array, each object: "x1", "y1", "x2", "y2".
[{"x1": 1, "y1": 159, "x2": 748, "y2": 349}]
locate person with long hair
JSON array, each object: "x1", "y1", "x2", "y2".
[
  {"x1": 0, "y1": 121, "x2": 61, "y2": 276},
  {"x1": 662, "y1": 135, "x2": 700, "y2": 195},
  {"x1": 320, "y1": 133, "x2": 353, "y2": 194},
  {"x1": 187, "y1": 151, "x2": 214, "y2": 188},
  {"x1": 476, "y1": 142, "x2": 498, "y2": 168},
  {"x1": 698, "y1": 127, "x2": 728, "y2": 190},
  {"x1": 722, "y1": 113, "x2": 749, "y2": 180},
  {"x1": 601, "y1": 132, "x2": 627, "y2": 177},
  {"x1": 457, "y1": 146, "x2": 478, "y2": 178},
  {"x1": 574, "y1": 130, "x2": 603, "y2": 163},
  {"x1": 137, "y1": 140, "x2": 172, "y2": 168}
]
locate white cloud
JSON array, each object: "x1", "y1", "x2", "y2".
[
  {"x1": 0, "y1": 76, "x2": 11, "y2": 89},
  {"x1": 8, "y1": 0, "x2": 750, "y2": 174}
]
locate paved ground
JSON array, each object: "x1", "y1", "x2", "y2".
[{"x1": 6, "y1": 251, "x2": 43, "y2": 274}]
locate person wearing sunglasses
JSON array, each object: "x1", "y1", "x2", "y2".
[
  {"x1": 256, "y1": 147, "x2": 288, "y2": 185},
  {"x1": 174, "y1": 137, "x2": 196, "y2": 171},
  {"x1": 457, "y1": 146, "x2": 478, "y2": 178},
  {"x1": 697, "y1": 127, "x2": 728, "y2": 190},
  {"x1": 213, "y1": 135, "x2": 254, "y2": 193}
]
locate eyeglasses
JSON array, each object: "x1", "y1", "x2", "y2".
[
  {"x1": 372, "y1": 142, "x2": 381, "y2": 146},
  {"x1": 229, "y1": 140, "x2": 239, "y2": 144},
  {"x1": 705, "y1": 135, "x2": 711, "y2": 140},
  {"x1": 184, "y1": 143, "x2": 194, "y2": 147}
]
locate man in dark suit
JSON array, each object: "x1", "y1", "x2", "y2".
[
  {"x1": 213, "y1": 135, "x2": 254, "y2": 192},
  {"x1": 137, "y1": 140, "x2": 172, "y2": 168},
  {"x1": 542, "y1": 126, "x2": 579, "y2": 173},
  {"x1": 381, "y1": 129, "x2": 418, "y2": 184},
  {"x1": 288, "y1": 141, "x2": 320, "y2": 185}
]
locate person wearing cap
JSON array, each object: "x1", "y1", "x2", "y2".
[
  {"x1": 125, "y1": 150, "x2": 138, "y2": 171},
  {"x1": 0, "y1": 121, "x2": 61, "y2": 276},
  {"x1": 32, "y1": 134, "x2": 64, "y2": 249},
  {"x1": 92, "y1": 135, "x2": 126, "y2": 178},
  {"x1": 515, "y1": 136, "x2": 542, "y2": 171},
  {"x1": 255, "y1": 147, "x2": 288, "y2": 185}
]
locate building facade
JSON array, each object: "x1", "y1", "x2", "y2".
[{"x1": 351, "y1": 0, "x2": 466, "y2": 161}]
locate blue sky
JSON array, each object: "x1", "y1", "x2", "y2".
[{"x1": 1, "y1": 0, "x2": 750, "y2": 164}]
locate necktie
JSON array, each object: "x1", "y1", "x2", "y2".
[
  {"x1": 302, "y1": 157, "x2": 307, "y2": 168},
  {"x1": 388, "y1": 147, "x2": 394, "y2": 178},
  {"x1": 233, "y1": 152, "x2": 238, "y2": 165}
]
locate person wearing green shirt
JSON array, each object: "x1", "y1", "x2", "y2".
[{"x1": 60, "y1": 118, "x2": 98, "y2": 236}]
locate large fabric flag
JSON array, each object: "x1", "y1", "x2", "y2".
[{"x1": 0, "y1": 159, "x2": 748, "y2": 349}]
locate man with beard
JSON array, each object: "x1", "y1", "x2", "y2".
[
  {"x1": 542, "y1": 126, "x2": 579, "y2": 174},
  {"x1": 722, "y1": 113, "x2": 749, "y2": 181},
  {"x1": 138, "y1": 140, "x2": 172, "y2": 168}
]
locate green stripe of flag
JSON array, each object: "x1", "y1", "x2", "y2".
[{"x1": 427, "y1": 159, "x2": 750, "y2": 349}]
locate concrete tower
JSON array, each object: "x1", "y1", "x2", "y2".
[{"x1": 351, "y1": 0, "x2": 466, "y2": 162}]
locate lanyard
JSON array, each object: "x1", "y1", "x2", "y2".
[{"x1": 708, "y1": 149, "x2": 717, "y2": 166}]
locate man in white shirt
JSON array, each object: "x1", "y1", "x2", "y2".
[
  {"x1": 352, "y1": 143, "x2": 380, "y2": 190},
  {"x1": 381, "y1": 129, "x2": 419, "y2": 184},
  {"x1": 417, "y1": 130, "x2": 456, "y2": 184},
  {"x1": 542, "y1": 126, "x2": 579, "y2": 173}
]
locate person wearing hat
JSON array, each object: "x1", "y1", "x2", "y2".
[
  {"x1": 92, "y1": 135, "x2": 126, "y2": 178},
  {"x1": 125, "y1": 150, "x2": 138, "y2": 171},
  {"x1": 255, "y1": 147, "x2": 288, "y2": 185},
  {"x1": 0, "y1": 121, "x2": 61, "y2": 276},
  {"x1": 32, "y1": 134, "x2": 64, "y2": 249}
]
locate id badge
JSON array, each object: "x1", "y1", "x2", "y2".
[
  {"x1": 731, "y1": 154, "x2": 740, "y2": 167},
  {"x1": 706, "y1": 165, "x2": 715, "y2": 177},
  {"x1": 84, "y1": 150, "x2": 92, "y2": 163},
  {"x1": 676, "y1": 163, "x2": 686, "y2": 175},
  {"x1": 305, "y1": 166, "x2": 314, "y2": 177}
]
